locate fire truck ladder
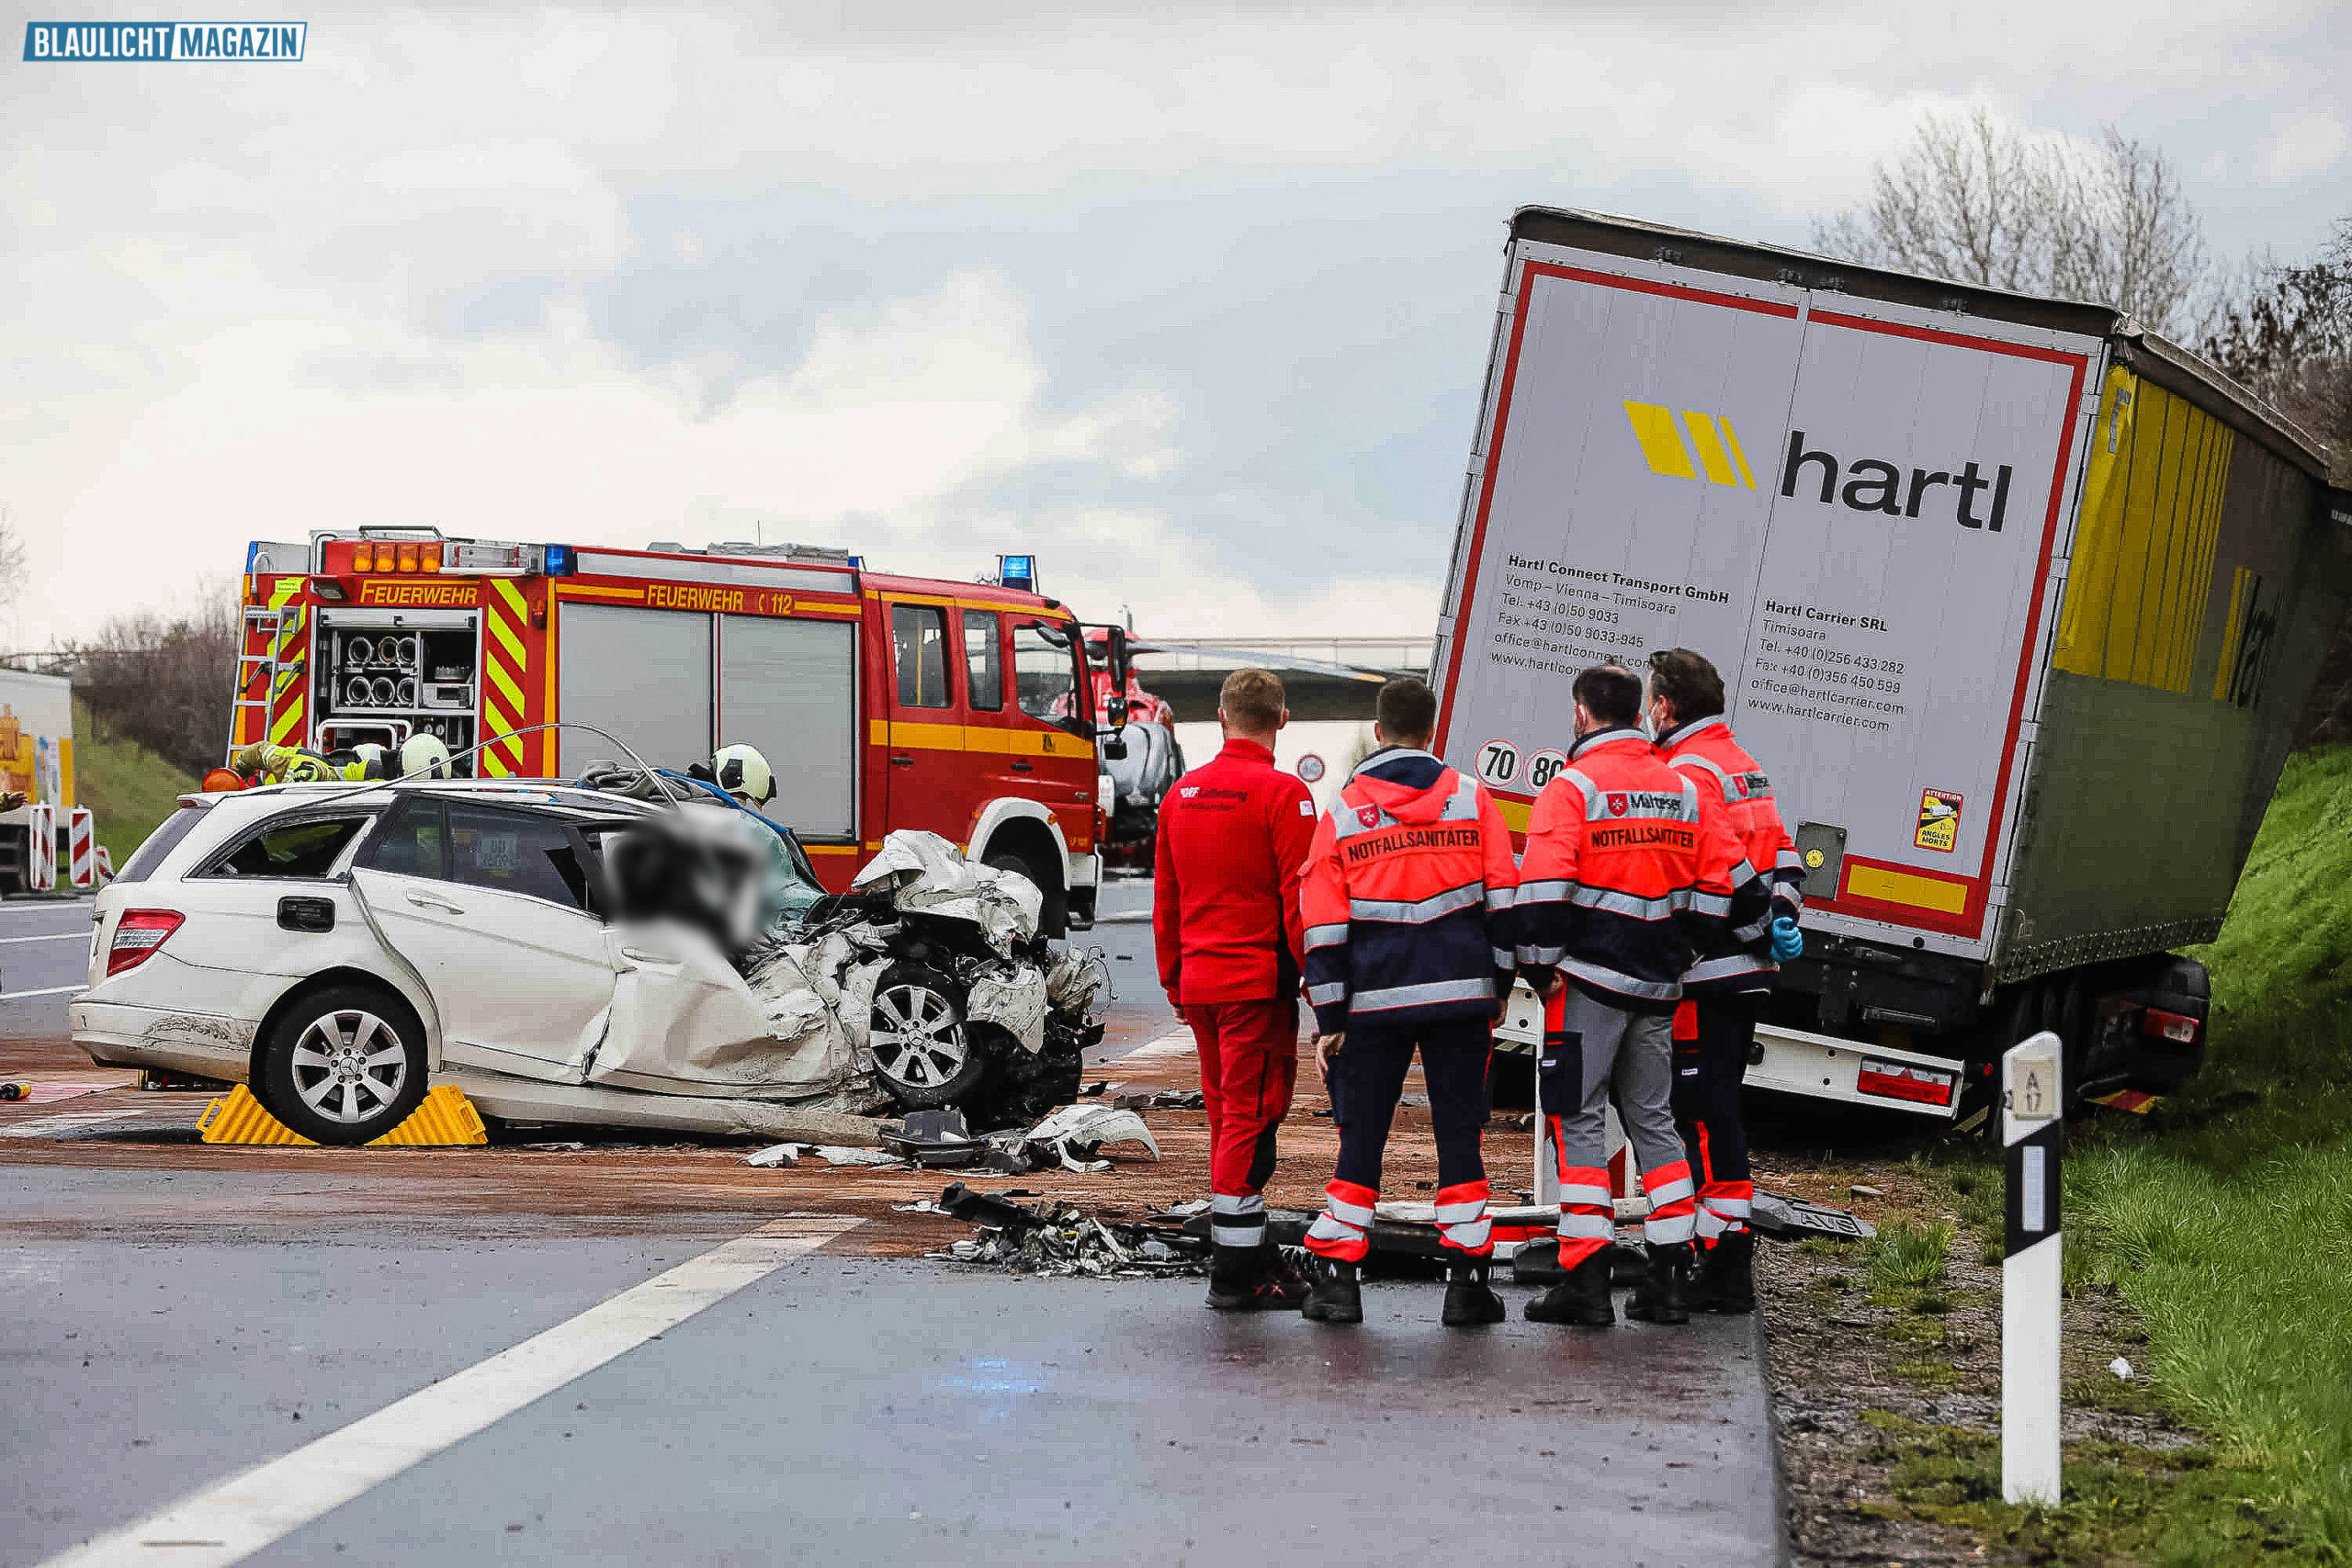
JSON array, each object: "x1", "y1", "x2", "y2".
[{"x1": 228, "y1": 604, "x2": 305, "y2": 763}]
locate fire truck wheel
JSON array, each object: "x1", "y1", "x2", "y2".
[
  {"x1": 981, "y1": 848, "x2": 1068, "y2": 940},
  {"x1": 869, "y1": 964, "x2": 988, "y2": 1109},
  {"x1": 254, "y1": 982, "x2": 429, "y2": 1146}
]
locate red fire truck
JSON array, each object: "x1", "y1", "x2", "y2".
[{"x1": 228, "y1": 532, "x2": 1129, "y2": 933}]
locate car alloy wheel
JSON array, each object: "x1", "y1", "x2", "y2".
[
  {"x1": 873, "y1": 984, "x2": 967, "y2": 1088},
  {"x1": 288, "y1": 1008, "x2": 410, "y2": 1126},
  {"x1": 255, "y1": 982, "x2": 429, "y2": 1145},
  {"x1": 867, "y1": 965, "x2": 989, "y2": 1109}
]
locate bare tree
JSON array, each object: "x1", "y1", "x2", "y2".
[
  {"x1": 1815, "y1": 109, "x2": 2213, "y2": 337},
  {"x1": 0, "y1": 506, "x2": 27, "y2": 614},
  {"x1": 71, "y1": 583, "x2": 242, "y2": 774}
]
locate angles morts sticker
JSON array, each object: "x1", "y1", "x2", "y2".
[{"x1": 1915, "y1": 787, "x2": 1963, "y2": 852}]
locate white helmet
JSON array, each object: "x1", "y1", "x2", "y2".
[
  {"x1": 712, "y1": 743, "x2": 775, "y2": 806},
  {"x1": 349, "y1": 742, "x2": 388, "y2": 780},
  {"x1": 400, "y1": 733, "x2": 453, "y2": 780}
]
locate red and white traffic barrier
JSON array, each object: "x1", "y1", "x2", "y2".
[
  {"x1": 68, "y1": 807, "x2": 96, "y2": 887},
  {"x1": 96, "y1": 845, "x2": 115, "y2": 880},
  {"x1": 25, "y1": 803, "x2": 56, "y2": 892}
]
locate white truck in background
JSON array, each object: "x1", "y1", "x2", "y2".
[
  {"x1": 0, "y1": 666, "x2": 78, "y2": 895},
  {"x1": 1439, "y1": 208, "x2": 2351, "y2": 1129}
]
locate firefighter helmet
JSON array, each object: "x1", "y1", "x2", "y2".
[
  {"x1": 400, "y1": 733, "x2": 453, "y2": 780},
  {"x1": 348, "y1": 742, "x2": 389, "y2": 781},
  {"x1": 713, "y1": 744, "x2": 775, "y2": 807}
]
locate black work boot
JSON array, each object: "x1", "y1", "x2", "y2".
[
  {"x1": 1204, "y1": 1242, "x2": 1306, "y2": 1311},
  {"x1": 1300, "y1": 1257, "x2": 1363, "y2": 1324},
  {"x1": 1524, "y1": 1248, "x2": 1615, "y2": 1326},
  {"x1": 1441, "y1": 1257, "x2": 1507, "y2": 1327},
  {"x1": 1696, "y1": 1230, "x2": 1758, "y2": 1314},
  {"x1": 1625, "y1": 1241, "x2": 1693, "y2": 1325}
]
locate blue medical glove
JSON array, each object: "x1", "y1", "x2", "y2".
[{"x1": 1770, "y1": 917, "x2": 1804, "y2": 962}]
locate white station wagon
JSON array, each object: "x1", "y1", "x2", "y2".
[{"x1": 71, "y1": 779, "x2": 1081, "y2": 1144}]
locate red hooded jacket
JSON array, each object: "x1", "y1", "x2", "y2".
[{"x1": 1153, "y1": 738, "x2": 1318, "y2": 1005}]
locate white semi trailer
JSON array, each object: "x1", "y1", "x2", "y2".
[{"x1": 1441, "y1": 208, "x2": 2351, "y2": 1129}]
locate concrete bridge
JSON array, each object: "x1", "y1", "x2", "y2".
[{"x1": 1132, "y1": 636, "x2": 1434, "y2": 722}]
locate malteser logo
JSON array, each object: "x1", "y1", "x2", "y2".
[{"x1": 1623, "y1": 401, "x2": 1757, "y2": 490}]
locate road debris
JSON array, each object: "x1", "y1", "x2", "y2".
[
  {"x1": 1752, "y1": 1191, "x2": 1876, "y2": 1240},
  {"x1": 1109, "y1": 1087, "x2": 1204, "y2": 1111},
  {"x1": 745, "y1": 1143, "x2": 907, "y2": 1169},
  {"x1": 931, "y1": 1181, "x2": 1211, "y2": 1277}
]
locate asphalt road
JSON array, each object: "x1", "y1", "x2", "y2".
[
  {"x1": 7, "y1": 1166, "x2": 1779, "y2": 1567},
  {"x1": 3, "y1": 874, "x2": 1786, "y2": 1566},
  {"x1": 1, "y1": 895, "x2": 93, "y2": 1038}
]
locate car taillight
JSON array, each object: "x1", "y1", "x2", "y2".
[
  {"x1": 1857, "y1": 1058, "x2": 1956, "y2": 1107},
  {"x1": 2142, "y1": 1008, "x2": 2199, "y2": 1043},
  {"x1": 107, "y1": 910, "x2": 185, "y2": 976}
]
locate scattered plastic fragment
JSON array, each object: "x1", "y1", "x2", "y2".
[{"x1": 2109, "y1": 1357, "x2": 2133, "y2": 1382}]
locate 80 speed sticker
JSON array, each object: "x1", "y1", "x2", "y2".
[{"x1": 1476, "y1": 739, "x2": 1570, "y2": 795}]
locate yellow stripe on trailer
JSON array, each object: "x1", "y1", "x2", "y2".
[{"x1": 1843, "y1": 863, "x2": 1968, "y2": 915}]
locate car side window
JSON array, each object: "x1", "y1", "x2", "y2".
[
  {"x1": 205, "y1": 816, "x2": 370, "y2": 879},
  {"x1": 891, "y1": 604, "x2": 953, "y2": 709},
  {"x1": 361, "y1": 800, "x2": 447, "y2": 879},
  {"x1": 444, "y1": 803, "x2": 591, "y2": 910},
  {"x1": 963, "y1": 611, "x2": 1004, "y2": 712}
]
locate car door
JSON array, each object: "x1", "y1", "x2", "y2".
[
  {"x1": 882, "y1": 599, "x2": 983, "y2": 844},
  {"x1": 349, "y1": 797, "x2": 618, "y2": 1083}
]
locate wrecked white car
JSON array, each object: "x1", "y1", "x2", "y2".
[{"x1": 68, "y1": 779, "x2": 1105, "y2": 1145}]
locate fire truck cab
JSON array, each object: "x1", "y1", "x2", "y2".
[{"x1": 230, "y1": 531, "x2": 1125, "y2": 934}]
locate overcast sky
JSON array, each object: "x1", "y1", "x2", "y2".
[{"x1": 5, "y1": 2, "x2": 2348, "y2": 650}]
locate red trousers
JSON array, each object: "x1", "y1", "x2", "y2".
[{"x1": 1184, "y1": 998, "x2": 1300, "y2": 1249}]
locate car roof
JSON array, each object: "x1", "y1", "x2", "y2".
[{"x1": 191, "y1": 778, "x2": 667, "y2": 821}]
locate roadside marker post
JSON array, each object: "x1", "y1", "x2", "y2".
[{"x1": 2002, "y1": 1030, "x2": 2064, "y2": 1506}]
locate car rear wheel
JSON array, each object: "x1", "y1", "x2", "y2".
[
  {"x1": 868, "y1": 964, "x2": 988, "y2": 1109},
  {"x1": 255, "y1": 984, "x2": 428, "y2": 1145}
]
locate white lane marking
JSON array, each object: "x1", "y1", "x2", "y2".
[
  {"x1": 0, "y1": 1109, "x2": 152, "y2": 1139},
  {"x1": 0, "y1": 931, "x2": 88, "y2": 944},
  {"x1": 2, "y1": 985, "x2": 85, "y2": 1000},
  {"x1": 38, "y1": 1215, "x2": 863, "y2": 1568},
  {"x1": 1116, "y1": 1026, "x2": 1197, "y2": 1061}
]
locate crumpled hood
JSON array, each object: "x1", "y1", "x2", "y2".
[{"x1": 1349, "y1": 749, "x2": 1456, "y2": 825}]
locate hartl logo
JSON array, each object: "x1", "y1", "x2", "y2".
[{"x1": 1623, "y1": 401, "x2": 1757, "y2": 490}]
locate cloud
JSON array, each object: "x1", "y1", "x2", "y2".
[
  {"x1": 2256, "y1": 109, "x2": 2350, "y2": 180},
  {"x1": 7, "y1": 267, "x2": 1177, "y2": 642},
  {"x1": 4, "y1": 0, "x2": 2347, "y2": 656}
]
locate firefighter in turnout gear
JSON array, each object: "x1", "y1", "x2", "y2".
[
  {"x1": 1648, "y1": 649, "x2": 1804, "y2": 1314},
  {"x1": 1154, "y1": 669, "x2": 1320, "y2": 1311},
  {"x1": 1516, "y1": 664, "x2": 1764, "y2": 1328},
  {"x1": 1297, "y1": 678, "x2": 1520, "y2": 1328}
]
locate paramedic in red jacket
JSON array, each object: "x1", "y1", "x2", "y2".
[
  {"x1": 1515, "y1": 664, "x2": 1764, "y2": 1329},
  {"x1": 1154, "y1": 668, "x2": 1320, "y2": 1310},
  {"x1": 1648, "y1": 648, "x2": 1805, "y2": 1314},
  {"x1": 1295, "y1": 677, "x2": 1521, "y2": 1329}
]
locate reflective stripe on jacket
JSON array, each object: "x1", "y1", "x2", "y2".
[
  {"x1": 1658, "y1": 716, "x2": 1802, "y2": 994},
  {"x1": 1298, "y1": 747, "x2": 1519, "y2": 1036},
  {"x1": 1513, "y1": 728, "x2": 1759, "y2": 1015}
]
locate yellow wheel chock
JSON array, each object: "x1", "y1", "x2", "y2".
[{"x1": 197, "y1": 1083, "x2": 488, "y2": 1146}]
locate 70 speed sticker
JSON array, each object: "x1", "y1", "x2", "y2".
[{"x1": 1476, "y1": 739, "x2": 1569, "y2": 794}]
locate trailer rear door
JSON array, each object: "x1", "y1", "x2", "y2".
[{"x1": 1434, "y1": 243, "x2": 2103, "y2": 956}]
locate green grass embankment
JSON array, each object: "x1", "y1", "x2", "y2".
[
  {"x1": 73, "y1": 699, "x2": 198, "y2": 863},
  {"x1": 2065, "y1": 744, "x2": 2352, "y2": 1554}
]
